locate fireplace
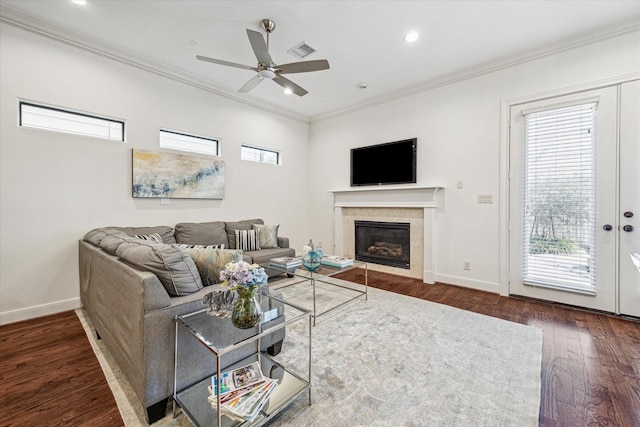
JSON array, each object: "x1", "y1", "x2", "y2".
[{"x1": 354, "y1": 220, "x2": 410, "y2": 269}]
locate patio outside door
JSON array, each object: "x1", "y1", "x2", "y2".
[{"x1": 508, "y1": 81, "x2": 639, "y2": 316}]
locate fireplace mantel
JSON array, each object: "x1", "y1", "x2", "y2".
[
  {"x1": 331, "y1": 186, "x2": 443, "y2": 208},
  {"x1": 331, "y1": 186, "x2": 444, "y2": 284}
]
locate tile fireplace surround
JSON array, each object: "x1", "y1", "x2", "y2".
[{"x1": 331, "y1": 186, "x2": 443, "y2": 283}]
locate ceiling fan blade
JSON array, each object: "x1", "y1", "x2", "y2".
[
  {"x1": 273, "y1": 75, "x2": 308, "y2": 97},
  {"x1": 276, "y1": 59, "x2": 330, "y2": 74},
  {"x1": 246, "y1": 29, "x2": 273, "y2": 66},
  {"x1": 238, "y1": 74, "x2": 263, "y2": 93},
  {"x1": 196, "y1": 55, "x2": 257, "y2": 71}
]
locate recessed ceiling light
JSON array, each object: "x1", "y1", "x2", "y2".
[
  {"x1": 71, "y1": 0, "x2": 87, "y2": 4},
  {"x1": 404, "y1": 31, "x2": 419, "y2": 43},
  {"x1": 284, "y1": 88, "x2": 293, "y2": 95}
]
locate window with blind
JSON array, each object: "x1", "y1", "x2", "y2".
[
  {"x1": 159, "y1": 129, "x2": 219, "y2": 156},
  {"x1": 240, "y1": 145, "x2": 280, "y2": 165},
  {"x1": 19, "y1": 102, "x2": 124, "y2": 141},
  {"x1": 522, "y1": 102, "x2": 597, "y2": 293}
]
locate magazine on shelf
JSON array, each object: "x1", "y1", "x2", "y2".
[
  {"x1": 321, "y1": 255, "x2": 354, "y2": 267},
  {"x1": 207, "y1": 361, "x2": 279, "y2": 421},
  {"x1": 220, "y1": 378, "x2": 279, "y2": 421},
  {"x1": 208, "y1": 361, "x2": 265, "y2": 397},
  {"x1": 270, "y1": 256, "x2": 303, "y2": 268}
]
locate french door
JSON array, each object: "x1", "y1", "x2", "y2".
[{"x1": 508, "y1": 81, "x2": 639, "y2": 316}]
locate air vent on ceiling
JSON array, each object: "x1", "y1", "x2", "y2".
[{"x1": 287, "y1": 41, "x2": 317, "y2": 59}]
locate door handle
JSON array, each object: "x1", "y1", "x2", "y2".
[
  {"x1": 603, "y1": 224, "x2": 613, "y2": 231},
  {"x1": 623, "y1": 225, "x2": 634, "y2": 232}
]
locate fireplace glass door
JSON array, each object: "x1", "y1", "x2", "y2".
[{"x1": 354, "y1": 220, "x2": 410, "y2": 269}]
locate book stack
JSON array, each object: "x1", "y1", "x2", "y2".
[
  {"x1": 269, "y1": 256, "x2": 302, "y2": 269},
  {"x1": 207, "y1": 361, "x2": 278, "y2": 422},
  {"x1": 321, "y1": 255, "x2": 354, "y2": 268}
]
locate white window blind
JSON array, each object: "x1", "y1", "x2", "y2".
[
  {"x1": 522, "y1": 102, "x2": 597, "y2": 293},
  {"x1": 159, "y1": 129, "x2": 219, "y2": 156},
  {"x1": 20, "y1": 102, "x2": 124, "y2": 141}
]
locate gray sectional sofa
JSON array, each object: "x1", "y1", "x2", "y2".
[{"x1": 79, "y1": 219, "x2": 295, "y2": 424}]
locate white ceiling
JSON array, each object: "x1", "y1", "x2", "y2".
[{"x1": 1, "y1": 1, "x2": 639, "y2": 122}]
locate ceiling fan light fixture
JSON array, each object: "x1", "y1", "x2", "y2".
[
  {"x1": 284, "y1": 88, "x2": 293, "y2": 95},
  {"x1": 258, "y1": 69, "x2": 276, "y2": 79}
]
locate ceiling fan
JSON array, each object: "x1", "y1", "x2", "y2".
[{"x1": 196, "y1": 19, "x2": 330, "y2": 97}]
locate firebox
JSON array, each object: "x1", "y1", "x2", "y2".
[{"x1": 354, "y1": 220, "x2": 410, "y2": 269}]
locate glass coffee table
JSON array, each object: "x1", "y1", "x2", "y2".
[
  {"x1": 174, "y1": 294, "x2": 312, "y2": 426},
  {"x1": 264, "y1": 260, "x2": 368, "y2": 326}
]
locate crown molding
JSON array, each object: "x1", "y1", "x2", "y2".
[
  {"x1": 310, "y1": 17, "x2": 640, "y2": 123},
  {"x1": 0, "y1": 5, "x2": 310, "y2": 124},
  {"x1": 2, "y1": 4, "x2": 638, "y2": 125}
]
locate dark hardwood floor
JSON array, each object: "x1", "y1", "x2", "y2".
[
  {"x1": 1, "y1": 270, "x2": 638, "y2": 426},
  {"x1": 0, "y1": 310, "x2": 123, "y2": 427}
]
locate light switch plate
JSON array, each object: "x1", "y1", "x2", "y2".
[{"x1": 477, "y1": 194, "x2": 493, "y2": 204}]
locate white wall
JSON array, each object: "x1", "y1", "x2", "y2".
[
  {"x1": 0, "y1": 24, "x2": 311, "y2": 324},
  {"x1": 309, "y1": 30, "x2": 640, "y2": 294},
  {"x1": 2, "y1": 22, "x2": 638, "y2": 324}
]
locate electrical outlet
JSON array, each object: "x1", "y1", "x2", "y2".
[{"x1": 463, "y1": 260, "x2": 471, "y2": 271}]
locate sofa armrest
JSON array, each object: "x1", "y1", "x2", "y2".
[{"x1": 277, "y1": 236, "x2": 290, "y2": 248}]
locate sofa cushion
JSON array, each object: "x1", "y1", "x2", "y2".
[
  {"x1": 235, "y1": 229, "x2": 261, "y2": 251},
  {"x1": 174, "y1": 221, "x2": 227, "y2": 246},
  {"x1": 98, "y1": 233, "x2": 133, "y2": 256},
  {"x1": 225, "y1": 219, "x2": 264, "y2": 249},
  {"x1": 180, "y1": 247, "x2": 243, "y2": 286},
  {"x1": 113, "y1": 226, "x2": 176, "y2": 244},
  {"x1": 252, "y1": 224, "x2": 279, "y2": 249},
  {"x1": 84, "y1": 227, "x2": 127, "y2": 246},
  {"x1": 115, "y1": 240, "x2": 203, "y2": 296},
  {"x1": 244, "y1": 247, "x2": 296, "y2": 265}
]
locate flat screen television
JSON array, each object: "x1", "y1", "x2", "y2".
[{"x1": 350, "y1": 138, "x2": 417, "y2": 187}]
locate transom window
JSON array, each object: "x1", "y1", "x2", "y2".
[
  {"x1": 19, "y1": 101, "x2": 124, "y2": 141},
  {"x1": 159, "y1": 129, "x2": 219, "y2": 156},
  {"x1": 241, "y1": 145, "x2": 280, "y2": 165}
]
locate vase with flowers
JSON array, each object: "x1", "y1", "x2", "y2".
[{"x1": 219, "y1": 261, "x2": 269, "y2": 329}]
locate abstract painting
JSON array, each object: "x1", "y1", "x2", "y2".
[{"x1": 132, "y1": 149, "x2": 224, "y2": 199}]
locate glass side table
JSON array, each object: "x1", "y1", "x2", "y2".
[{"x1": 174, "y1": 294, "x2": 312, "y2": 426}]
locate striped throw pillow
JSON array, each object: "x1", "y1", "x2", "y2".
[
  {"x1": 235, "y1": 229, "x2": 260, "y2": 251},
  {"x1": 176, "y1": 244, "x2": 224, "y2": 250},
  {"x1": 132, "y1": 233, "x2": 163, "y2": 243}
]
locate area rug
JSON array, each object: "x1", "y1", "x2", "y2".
[{"x1": 76, "y1": 279, "x2": 542, "y2": 427}]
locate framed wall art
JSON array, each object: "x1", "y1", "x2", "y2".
[{"x1": 132, "y1": 149, "x2": 224, "y2": 199}]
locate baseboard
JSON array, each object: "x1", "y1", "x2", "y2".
[
  {"x1": 0, "y1": 297, "x2": 81, "y2": 325},
  {"x1": 435, "y1": 274, "x2": 500, "y2": 294}
]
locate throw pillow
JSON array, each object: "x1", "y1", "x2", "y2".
[
  {"x1": 116, "y1": 240, "x2": 203, "y2": 296},
  {"x1": 251, "y1": 224, "x2": 279, "y2": 249},
  {"x1": 225, "y1": 219, "x2": 264, "y2": 249},
  {"x1": 113, "y1": 226, "x2": 176, "y2": 244},
  {"x1": 180, "y1": 247, "x2": 243, "y2": 286},
  {"x1": 235, "y1": 229, "x2": 261, "y2": 251},
  {"x1": 176, "y1": 243, "x2": 225, "y2": 249},
  {"x1": 133, "y1": 233, "x2": 163, "y2": 243}
]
